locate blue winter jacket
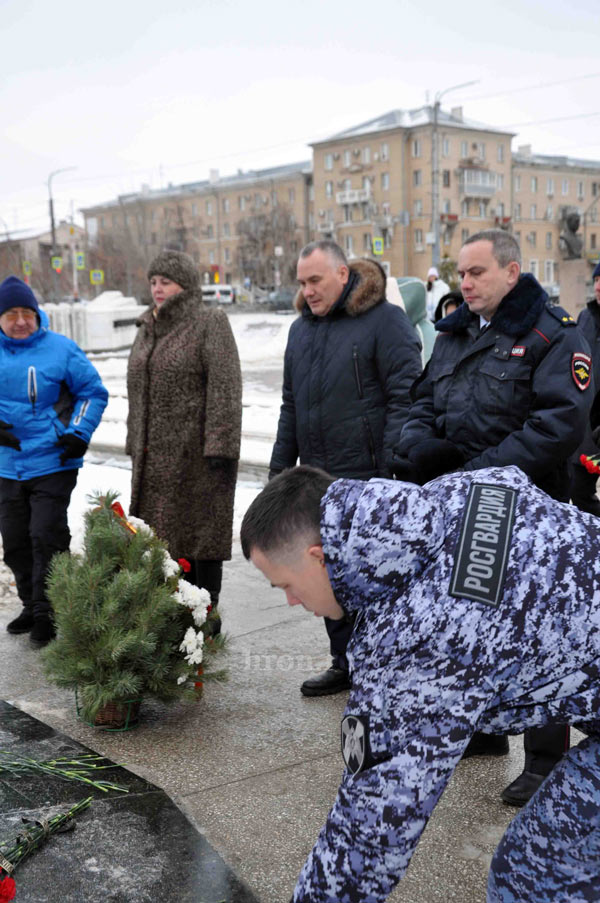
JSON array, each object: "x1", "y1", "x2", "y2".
[
  {"x1": 0, "y1": 309, "x2": 108, "y2": 480},
  {"x1": 293, "y1": 466, "x2": 600, "y2": 902}
]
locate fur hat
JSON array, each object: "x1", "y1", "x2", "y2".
[
  {"x1": 147, "y1": 250, "x2": 199, "y2": 292},
  {"x1": 593, "y1": 260, "x2": 600, "y2": 279},
  {"x1": 0, "y1": 276, "x2": 40, "y2": 317}
]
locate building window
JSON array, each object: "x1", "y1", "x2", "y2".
[
  {"x1": 497, "y1": 144, "x2": 504, "y2": 163},
  {"x1": 578, "y1": 181, "x2": 584, "y2": 199},
  {"x1": 325, "y1": 180, "x2": 333, "y2": 199},
  {"x1": 514, "y1": 203, "x2": 522, "y2": 220},
  {"x1": 361, "y1": 202, "x2": 369, "y2": 219},
  {"x1": 384, "y1": 229, "x2": 392, "y2": 249},
  {"x1": 380, "y1": 142, "x2": 389, "y2": 161},
  {"x1": 343, "y1": 178, "x2": 351, "y2": 191},
  {"x1": 514, "y1": 231, "x2": 521, "y2": 244},
  {"x1": 343, "y1": 149, "x2": 351, "y2": 167},
  {"x1": 414, "y1": 199, "x2": 423, "y2": 216},
  {"x1": 461, "y1": 140, "x2": 468, "y2": 158},
  {"x1": 412, "y1": 139, "x2": 421, "y2": 158},
  {"x1": 288, "y1": 187, "x2": 295, "y2": 203},
  {"x1": 324, "y1": 153, "x2": 333, "y2": 170},
  {"x1": 414, "y1": 228, "x2": 423, "y2": 248},
  {"x1": 206, "y1": 200, "x2": 212, "y2": 216},
  {"x1": 209, "y1": 250, "x2": 215, "y2": 265},
  {"x1": 477, "y1": 142, "x2": 486, "y2": 160},
  {"x1": 514, "y1": 175, "x2": 521, "y2": 192},
  {"x1": 223, "y1": 222, "x2": 230, "y2": 237},
  {"x1": 362, "y1": 175, "x2": 370, "y2": 190},
  {"x1": 363, "y1": 233, "x2": 372, "y2": 251},
  {"x1": 382, "y1": 201, "x2": 391, "y2": 215},
  {"x1": 207, "y1": 224, "x2": 213, "y2": 238},
  {"x1": 497, "y1": 202, "x2": 505, "y2": 217},
  {"x1": 591, "y1": 206, "x2": 598, "y2": 223},
  {"x1": 530, "y1": 204, "x2": 537, "y2": 219},
  {"x1": 442, "y1": 199, "x2": 451, "y2": 214},
  {"x1": 547, "y1": 178, "x2": 554, "y2": 196},
  {"x1": 591, "y1": 234, "x2": 597, "y2": 249},
  {"x1": 531, "y1": 176, "x2": 538, "y2": 192},
  {"x1": 497, "y1": 173, "x2": 504, "y2": 190},
  {"x1": 546, "y1": 205, "x2": 553, "y2": 220},
  {"x1": 442, "y1": 137, "x2": 450, "y2": 157},
  {"x1": 191, "y1": 203, "x2": 198, "y2": 217},
  {"x1": 345, "y1": 234, "x2": 353, "y2": 254},
  {"x1": 442, "y1": 170, "x2": 450, "y2": 188},
  {"x1": 562, "y1": 178, "x2": 569, "y2": 195},
  {"x1": 239, "y1": 196, "x2": 246, "y2": 211},
  {"x1": 461, "y1": 199, "x2": 469, "y2": 216},
  {"x1": 363, "y1": 146, "x2": 371, "y2": 164},
  {"x1": 413, "y1": 170, "x2": 421, "y2": 187},
  {"x1": 381, "y1": 172, "x2": 390, "y2": 190},
  {"x1": 545, "y1": 260, "x2": 555, "y2": 282},
  {"x1": 99, "y1": 216, "x2": 105, "y2": 229},
  {"x1": 223, "y1": 198, "x2": 230, "y2": 213},
  {"x1": 224, "y1": 247, "x2": 231, "y2": 263},
  {"x1": 529, "y1": 232, "x2": 537, "y2": 247},
  {"x1": 461, "y1": 228, "x2": 469, "y2": 243},
  {"x1": 479, "y1": 201, "x2": 486, "y2": 217},
  {"x1": 530, "y1": 259, "x2": 539, "y2": 278},
  {"x1": 344, "y1": 206, "x2": 352, "y2": 222},
  {"x1": 546, "y1": 231, "x2": 552, "y2": 249}
]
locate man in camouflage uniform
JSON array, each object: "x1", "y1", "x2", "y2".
[{"x1": 241, "y1": 465, "x2": 600, "y2": 903}]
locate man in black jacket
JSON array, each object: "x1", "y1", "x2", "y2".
[
  {"x1": 571, "y1": 260, "x2": 600, "y2": 514},
  {"x1": 395, "y1": 229, "x2": 593, "y2": 806},
  {"x1": 269, "y1": 240, "x2": 422, "y2": 697}
]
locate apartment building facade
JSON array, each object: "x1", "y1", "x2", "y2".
[{"x1": 82, "y1": 161, "x2": 313, "y2": 291}]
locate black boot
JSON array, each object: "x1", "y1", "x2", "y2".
[
  {"x1": 301, "y1": 667, "x2": 351, "y2": 697},
  {"x1": 206, "y1": 593, "x2": 221, "y2": 638},
  {"x1": 30, "y1": 614, "x2": 56, "y2": 648},
  {"x1": 7, "y1": 605, "x2": 35, "y2": 635},
  {"x1": 501, "y1": 770, "x2": 547, "y2": 807},
  {"x1": 462, "y1": 731, "x2": 509, "y2": 759}
]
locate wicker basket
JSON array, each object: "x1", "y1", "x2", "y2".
[{"x1": 75, "y1": 691, "x2": 142, "y2": 731}]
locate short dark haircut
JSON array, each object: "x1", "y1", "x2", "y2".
[
  {"x1": 463, "y1": 229, "x2": 522, "y2": 268},
  {"x1": 241, "y1": 465, "x2": 335, "y2": 560},
  {"x1": 299, "y1": 240, "x2": 348, "y2": 268}
]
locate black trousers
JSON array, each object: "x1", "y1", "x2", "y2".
[
  {"x1": 0, "y1": 470, "x2": 78, "y2": 617},
  {"x1": 325, "y1": 614, "x2": 355, "y2": 672},
  {"x1": 184, "y1": 559, "x2": 223, "y2": 604}
]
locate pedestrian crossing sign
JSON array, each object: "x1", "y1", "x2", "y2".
[{"x1": 372, "y1": 237, "x2": 384, "y2": 256}]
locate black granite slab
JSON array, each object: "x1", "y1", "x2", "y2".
[{"x1": 0, "y1": 701, "x2": 260, "y2": 902}]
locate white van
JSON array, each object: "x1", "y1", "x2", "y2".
[{"x1": 201, "y1": 284, "x2": 234, "y2": 305}]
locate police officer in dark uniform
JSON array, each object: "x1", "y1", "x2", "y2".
[
  {"x1": 571, "y1": 259, "x2": 600, "y2": 514},
  {"x1": 394, "y1": 229, "x2": 593, "y2": 806}
]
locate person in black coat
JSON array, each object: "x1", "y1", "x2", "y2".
[
  {"x1": 571, "y1": 260, "x2": 600, "y2": 515},
  {"x1": 269, "y1": 240, "x2": 422, "y2": 696},
  {"x1": 394, "y1": 229, "x2": 593, "y2": 808}
]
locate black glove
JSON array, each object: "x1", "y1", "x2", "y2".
[
  {"x1": 56, "y1": 433, "x2": 88, "y2": 465},
  {"x1": 408, "y1": 438, "x2": 465, "y2": 483},
  {"x1": 0, "y1": 420, "x2": 21, "y2": 450},
  {"x1": 206, "y1": 456, "x2": 229, "y2": 470},
  {"x1": 386, "y1": 453, "x2": 421, "y2": 484}
]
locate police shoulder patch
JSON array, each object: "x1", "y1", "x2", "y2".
[
  {"x1": 341, "y1": 715, "x2": 369, "y2": 774},
  {"x1": 572, "y1": 352, "x2": 592, "y2": 391}
]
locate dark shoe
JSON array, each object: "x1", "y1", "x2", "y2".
[
  {"x1": 501, "y1": 770, "x2": 547, "y2": 807},
  {"x1": 6, "y1": 608, "x2": 35, "y2": 634},
  {"x1": 301, "y1": 667, "x2": 351, "y2": 697},
  {"x1": 462, "y1": 732, "x2": 509, "y2": 759},
  {"x1": 30, "y1": 615, "x2": 56, "y2": 648}
]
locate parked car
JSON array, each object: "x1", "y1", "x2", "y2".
[
  {"x1": 264, "y1": 288, "x2": 295, "y2": 311},
  {"x1": 201, "y1": 284, "x2": 235, "y2": 305}
]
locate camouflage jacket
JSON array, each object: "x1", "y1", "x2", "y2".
[{"x1": 292, "y1": 466, "x2": 600, "y2": 902}]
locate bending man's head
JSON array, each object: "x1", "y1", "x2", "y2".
[{"x1": 241, "y1": 466, "x2": 344, "y2": 619}]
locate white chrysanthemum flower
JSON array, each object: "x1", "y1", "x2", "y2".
[
  {"x1": 175, "y1": 582, "x2": 210, "y2": 625},
  {"x1": 180, "y1": 627, "x2": 198, "y2": 655},
  {"x1": 187, "y1": 646, "x2": 204, "y2": 665},
  {"x1": 177, "y1": 675, "x2": 187, "y2": 685}
]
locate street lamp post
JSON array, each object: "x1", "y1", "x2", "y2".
[
  {"x1": 47, "y1": 167, "x2": 77, "y2": 300},
  {"x1": 430, "y1": 80, "x2": 479, "y2": 268}
]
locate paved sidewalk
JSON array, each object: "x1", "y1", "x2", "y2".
[{"x1": 1, "y1": 545, "x2": 530, "y2": 902}]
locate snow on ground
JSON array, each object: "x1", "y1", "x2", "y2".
[
  {"x1": 69, "y1": 458, "x2": 263, "y2": 554},
  {"x1": 89, "y1": 311, "x2": 294, "y2": 466}
]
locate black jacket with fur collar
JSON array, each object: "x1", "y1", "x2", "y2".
[
  {"x1": 270, "y1": 259, "x2": 422, "y2": 479},
  {"x1": 399, "y1": 274, "x2": 592, "y2": 500}
]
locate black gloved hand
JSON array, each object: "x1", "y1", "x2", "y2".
[
  {"x1": 0, "y1": 420, "x2": 21, "y2": 450},
  {"x1": 206, "y1": 456, "x2": 229, "y2": 470},
  {"x1": 408, "y1": 438, "x2": 465, "y2": 483},
  {"x1": 56, "y1": 433, "x2": 88, "y2": 465},
  {"x1": 387, "y1": 454, "x2": 421, "y2": 484}
]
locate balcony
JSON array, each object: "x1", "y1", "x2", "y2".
[
  {"x1": 317, "y1": 222, "x2": 335, "y2": 233},
  {"x1": 336, "y1": 187, "x2": 371, "y2": 205},
  {"x1": 459, "y1": 168, "x2": 497, "y2": 199}
]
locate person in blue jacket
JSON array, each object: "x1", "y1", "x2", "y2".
[
  {"x1": 0, "y1": 277, "x2": 108, "y2": 646},
  {"x1": 241, "y1": 464, "x2": 600, "y2": 903}
]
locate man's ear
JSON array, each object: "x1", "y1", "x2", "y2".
[
  {"x1": 308, "y1": 544, "x2": 326, "y2": 566},
  {"x1": 339, "y1": 264, "x2": 349, "y2": 284},
  {"x1": 507, "y1": 261, "x2": 520, "y2": 288}
]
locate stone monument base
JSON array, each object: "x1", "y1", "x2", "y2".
[{"x1": 558, "y1": 259, "x2": 588, "y2": 319}]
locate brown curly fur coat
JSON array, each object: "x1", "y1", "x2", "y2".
[{"x1": 126, "y1": 289, "x2": 242, "y2": 560}]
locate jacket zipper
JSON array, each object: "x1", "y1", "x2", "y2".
[
  {"x1": 28, "y1": 366, "x2": 37, "y2": 412},
  {"x1": 352, "y1": 346, "x2": 363, "y2": 398},
  {"x1": 73, "y1": 399, "x2": 89, "y2": 425}
]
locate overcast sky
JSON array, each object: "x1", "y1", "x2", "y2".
[{"x1": 2, "y1": 0, "x2": 599, "y2": 236}]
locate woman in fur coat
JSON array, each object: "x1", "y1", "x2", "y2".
[{"x1": 127, "y1": 250, "x2": 242, "y2": 627}]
